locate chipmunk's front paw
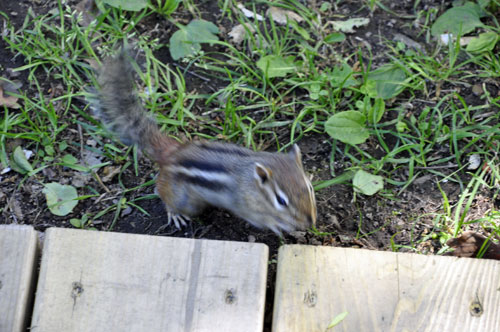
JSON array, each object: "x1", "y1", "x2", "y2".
[{"x1": 167, "y1": 210, "x2": 191, "y2": 229}]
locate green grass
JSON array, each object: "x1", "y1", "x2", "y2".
[{"x1": 1, "y1": 0, "x2": 499, "y2": 252}]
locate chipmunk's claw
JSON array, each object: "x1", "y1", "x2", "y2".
[{"x1": 167, "y1": 210, "x2": 190, "y2": 229}]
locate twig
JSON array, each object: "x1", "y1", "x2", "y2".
[
  {"x1": 173, "y1": 63, "x2": 211, "y2": 82},
  {"x1": 414, "y1": 164, "x2": 458, "y2": 170}
]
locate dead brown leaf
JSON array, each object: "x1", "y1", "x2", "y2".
[
  {"x1": 102, "y1": 165, "x2": 121, "y2": 183},
  {"x1": 0, "y1": 80, "x2": 20, "y2": 109},
  {"x1": 266, "y1": 6, "x2": 304, "y2": 25},
  {"x1": 7, "y1": 196, "x2": 24, "y2": 222},
  {"x1": 228, "y1": 23, "x2": 256, "y2": 45}
]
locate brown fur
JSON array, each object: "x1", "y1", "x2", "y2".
[{"x1": 96, "y1": 51, "x2": 180, "y2": 161}]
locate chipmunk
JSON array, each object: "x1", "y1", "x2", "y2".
[{"x1": 92, "y1": 50, "x2": 316, "y2": 235}]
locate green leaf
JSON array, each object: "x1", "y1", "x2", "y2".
[
  {"x1": 431, "y1": 2, "x2": 485, "y2": 37},
  {"x1": 325, "y1": 111, "x2": 369, "y2": 145},
  {"x1": 328, "y1": 64, "x2": 358, "y2": 88},
  {"x1": 70, "y1": 214, "x2": 88, "y2": 228},
  {"x1": 307, "y1": 83, "x2": 322, "y2": 100},
  {"x1": 325, "y1": 32, "x2": 346, "y2": 43},
  {"x1": 366, "y1": 98, "x2": 385, "y2": 124},
  {"x1": 153, "y1": 0, "x2": 181, "y2": 15},
  {"x1": 257, "y1": 55, "x2": 296, "y2": 78},
  {"x1": 396, "y1": 121, "x2": 408, "y2": 132},
  {"x1": 70, "y1": 218, "x2": 82, "y2": 228},
  {"x1": 45, "y1": 145, "x2": 54, "y2": 156},
  {"x1": 320, "y1": 2, "x2": 332, "y2": 12},
  {"x1": 169, "y1": 20, "x2": 219, "y2": 60},
  {"x1": 478, "y1": 0, "x2": 490, "y2": 8},
  {"x1": 58, "y1": 141, "x2": 68, "y2": 151},
  {"x1": 331, "y1": 18, "x2": 370, "y2": 33},
  {"x1": 327, "y1": 311, "x2": 348, "y2": 329},
  {"x1": 466, "y1": 32, "x2": 499, "y2": 53},
  {"x1": 185, "y1": 20, "x2": 219, "y2": 42},
  {"x1": 102, "y1": 0, "x2": 148, "y2": 11},
  {"x1": 289, "y1": 20, "x2": 310, "y2": 40},
  {"x1": 61, "y1": 154, "x2": 78, "y2": 165},
  {"x1": 12, "y1": 146, "x2": 33, "y2": 174},
  {"x1": 360, "y1": 79, "x2": 377, "y2": 98},
  {"x1": 353, "y1": 170, "x2": 384, "y2": 196},
  {"x1": 367, "y1": 65, "x2": 407, "y2": 99},
  {"x1": 313, "y1": 171, "x2": 355, "y2": 191},
  {"x1": 63, "y1": 164, "x2": 92, "y2": 172},
  {"x1": 169, "y1": 28, "x2": 201, "y2": 60},
  {"x1": 42, "y1": 183, "x2": 78, "y2": 216}
]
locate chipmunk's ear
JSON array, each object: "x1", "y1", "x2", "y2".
[
  {"x1": 254, "y1": 162, "x2": 272, "y2": 185},
  {"x1": 289, "y1": 144, "x2": 302, "y2": 166}
]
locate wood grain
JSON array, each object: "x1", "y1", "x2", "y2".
[
  {"x1": 272, "y1": 245, "x2": 500, "y2": 332},
  {"x1": 31, "y1": 228, "x2": 268, "y2": 332},
  {"x1": 0, "y1": 225, "x2": 39, "y2": 332}
]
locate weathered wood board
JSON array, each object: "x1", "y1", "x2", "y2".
[
  {"x1": 273, "y1": 245, "x2": 500, "y2": 332},
  {"x1": 0, "y1": 225, "x2": 39, "y2": 332},
  {"x1": 31, "y1": 228, "x2": 268, "y2": 332}
]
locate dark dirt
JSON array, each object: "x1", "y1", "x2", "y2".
[{"x1": 1, "y1": 0, "x2": 499, "y2": 330}]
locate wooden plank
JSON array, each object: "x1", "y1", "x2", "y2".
[
  {"x1": 0, "y1": 225, "x2": 39, "y2": 332},
  {"x1": 31, "y1": 228, "x2": 268, "y2": 332},
  {"x1": 272, "y1": 245, "x2": 500, "y2": 332}
]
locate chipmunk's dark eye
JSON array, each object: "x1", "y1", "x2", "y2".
[{"x1": 276, "y1": 194, "x2": 288, "y2": 206}]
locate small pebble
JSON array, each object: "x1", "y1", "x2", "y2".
[
  {"x1": 472, "y1": 84, "x2": 483, "y2": 96},
  {"x1": 310, "y1": 238, "x2": 322, "y2": 246},
  {"x1": 121, "y1": 206, "x2": 133, "y2": 217},
  {"x1": 6, "y1": 68, "x2": 21, "y2": 78},
  {"x1": 329, "y1": 214, "x2": 341, "y2": 229},
  {"x1": 467, "y1": 154, "x2": 481, "y2": 170},
  {"x1": 72, "y1": 173, "x2": 90, "y2": 188},
  {"x1": 86, "y1": 139, "x2": 97, "y2": 147}
]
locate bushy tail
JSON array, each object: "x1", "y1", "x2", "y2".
[{"x1": 93, "y1": 50, "x2": 178, "y2": 163}]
